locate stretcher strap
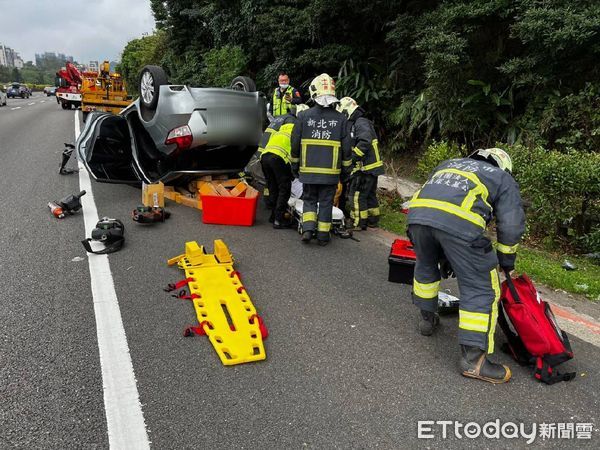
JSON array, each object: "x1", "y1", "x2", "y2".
[
  {"x1": 164, "y1": 277, "x2": 195, "y2": 292},
  {"x1": 249, "y1": 314, "x2": 269, "y2": 340}
]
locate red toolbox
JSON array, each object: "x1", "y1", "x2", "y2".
[
  {"x1": 201, "y1": 190, "x2": 259, "y2": 226},
  {"x1": 388, "y1": 238, "x2": 416, "y2": 284}
]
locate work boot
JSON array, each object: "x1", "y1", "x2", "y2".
[
  {"x1": 419, "y1": 310, "x2": 439, "y2": 336},
  {"x1": 460, "y1": 345, "x2": 512, "y2": 384},
  {"x1": 273, "y1": 219, "x2": 293, "y2": 229},
  {"x1": 301, "y1": 231, "x2": 313, "y2": 243},
  {"x1": 317, "y1": 239, "x2": 330, "y2": 247},
  {"x1": 367, "y1": 222, "x2": 379, "y2": 229}
]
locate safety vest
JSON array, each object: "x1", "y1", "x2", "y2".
[
  {"x1": 272, "y1": 86, "x2": 295, "y2": 117},
  {"x1": 407, "y1": 158, "x2": 525, "y2": 250},
  {"x1": 290, "y1": 105, "x2": 353, "y2": 185},
  {"x1": 259, "y1": 115, "x2": 296, "y2": 164},
  {"x1": 350, "y1": 116, "x2": 384, "y2": 176}
]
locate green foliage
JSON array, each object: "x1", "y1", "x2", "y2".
[
  {"x1": 510, "y1": 144, "x2": 600, "y2": 252},
  {"x1": 199, "y1": 46, "x2": 248, "y2": 88},
  {"x1": 377, "y1": 191, "x2": 408, "y2": 236},
  {"x1": 517, "y1": 248, "x2": 600, "y2": 301},
  {"x1": 416, "y1": 141, "x2": 464, "y2": 180},
  {"x1": 119, "y1": 31, "x2": 168, "y2": 95}
]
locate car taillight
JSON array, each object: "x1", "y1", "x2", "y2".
[{"x1": 165, "y1": 125, "x2": 193, "y2": 150}]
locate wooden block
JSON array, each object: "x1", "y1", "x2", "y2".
[
  {"x1": 142, "y1": 181, "x2": 164, "y2": 207},
  {"x1": 199, "y1": 175, "x2": 213, "y2": 181},
  {"x1": 179, "y1": 195, "x2": 200, "y2": 209},
  {"x1": 215, "y1": 184, "x2": 232, "y2": 197},
  {"x1": 245, "y1": 186, "x2": 258, "y2": 198},
  {"x1": 212, "y1": 179, "x2": 239, "y2": 188},
  {"x1": 164, "y1": 190, "x2": 178, "y2": 201},
  {"x1": 199, "y1": 182, "x2": 218, "y2": 196},
  {"x1": 229, "y1": 181, "x2": 248, "y2": 197}
]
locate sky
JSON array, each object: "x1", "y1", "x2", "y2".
[{"x1": 0, "y1": 0, "x2": 155, "y2": 64}]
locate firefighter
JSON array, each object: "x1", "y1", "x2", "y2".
[
  {"x1": 338, "y1": 97, "x2": 384, "y2": 230},
  {"x1": 290, "y1": 73, "x2": 352, "y2": 246},
  {"x1": 259, "y1": 104, "x2": 309, "y2": 228},
  {"x1": 407, "y1": 148, "x2": 525, "y2": 384},
  {"x1": 270, "y1": 72, "x2": 303, "y2": 117}
]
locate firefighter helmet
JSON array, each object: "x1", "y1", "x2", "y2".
[
  {"x1": 337, "y1": 97, "x2": 359, "y2": 117},
  {"x1": 469, "y1": 148, "x2": 513, "y2": 173},
  {"x1": 309, "y1": 73, "x2": 336, "y2": 99},
  {"x1": 295, "y1": 104, "x2": 310, "y2": 114}
]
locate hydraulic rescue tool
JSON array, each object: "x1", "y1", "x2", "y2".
[
  {"x1": 48, "y1": 190, "x2": 86, "y2": 219},
  {"x1": 132, "y1": 205, "x2": 171, "y2": 224},
  {"x1": 81, "y1": 217, "x2": 125, "y2": 254},
  {"x1": 167, "y1": 240, "x2": 268, "y2": 366}
]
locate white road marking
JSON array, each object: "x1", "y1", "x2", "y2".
[
  {"x1": 28, "y1": 102, "x2": 35, "y2": 106},
  {"x1": 41, "y1": 100, "x2": 46, "y2": 103},
  {"x1": 11, "y1": 107, "x2": 21, "y2": 110},
  {"x1": 75, "y1": 111, "x2": 150, "y2": 449}
]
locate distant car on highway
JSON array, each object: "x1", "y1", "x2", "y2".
[
  {"x1": 45, "y1": 86, "x2": 57, "y2": 96},
  {"x1": 0, "y1": 86, "x2": 7, "y2": 106},
  {"x1": 7, "y1": 83, "x2": 30, "y2": 99},
  {"x1": 77, "y1": 65, "x2": 266, "y2": 185}
]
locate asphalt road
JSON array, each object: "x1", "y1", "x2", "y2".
[{"x1": 1, "y1": 97, "x2": 598, "y2": 449}]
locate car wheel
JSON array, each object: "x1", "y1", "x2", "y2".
[
  {"x1": 139, "y1": 65, "x2": 168, "y2": 111},
  {"x1": 61, "y1": 101, "x2": 69, "y2": 110},
  {"x1": 230, "y1": 76, "x2": 257, "y2": 92}
]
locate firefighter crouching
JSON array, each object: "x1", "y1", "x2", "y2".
[
  {"x1": 338, "y1": 97, "x2": 384, "y2": 230},
  {"x1": 407, "y1": 148, "x2": 525, "y2": 384},
  {"x1": 291, "y1": 73, "x2": 352, "y2": 246},
  {"x1": 259, "y1": 104, "x2": 310, "y2": 228}
]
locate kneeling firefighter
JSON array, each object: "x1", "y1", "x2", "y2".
[
  {"x1": 407, "y1": 148, "x2": 525, "y2": 384},
  {"x1": 338, "y1": 97, "x2": 384, "y2": 230},
  {"x1": 290, "y1": 73, "x2": 352, "y2": 246},
  {"x1": 259, "y1": 104, "x2": 310, "y2": 228}
]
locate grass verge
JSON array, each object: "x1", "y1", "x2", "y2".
[
  {"x1": 377, "y1": 191, "x2": 600, "y2": 301},
  {"x1": 516, "y1": 248, "x2": 600, "y2": 301}
]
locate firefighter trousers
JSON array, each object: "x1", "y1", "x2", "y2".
[
  {"x1": 302, "y1": 184, "x2": 337, "y2": 241},
  {"x1": 408, "y1": 224, "x2": 501, "y2": 353},
  {"x1": 260, "y1": 153, "x2": 292, "y2": 222},
  {"x1": 348, "y1": 173, "x2": 380, "y2": 228}
]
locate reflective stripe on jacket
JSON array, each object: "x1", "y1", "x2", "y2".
[
  {"x1": 259, "y1": 114, "x2": 296, "y2": 164},
  {"x1": 272, "y1": 86, "x2": 300, "y2": 117},
  {"x1": 349, "y1": 111, "x2": 384, "y2": 176},
  {"x1": 290, "y1": 105, "x2": 352, "y2": 185},
  {"x1": 407, "y1": 158, "x2": 525, "y2": 267}
]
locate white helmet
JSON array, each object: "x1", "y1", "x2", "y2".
[
  {"x1": 469, "y1": 148, "x2": 513, "y2": 173},
  {"x1": 337, "y1": 97, "x2": 359, "y2": 117},
  {"x1": 309, "y1": 73, "x2": 336, "y2": 99},
  {"x1": 295, "y1": 103, "x2": 310, "y2": 114}
]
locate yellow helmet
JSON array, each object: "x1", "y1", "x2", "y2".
[
  {"x1": 470, "y1": 148, "x2": 513, "y2": 173},
  {"x1": 309, "y1": 73, "x2": 336, "y2": 99},
  {"x1": 295, "y1": 104, "x2": 310, "y2": 114},
  {"x1": 337, "y1": 97, "x2": 359, "y2": 117}
]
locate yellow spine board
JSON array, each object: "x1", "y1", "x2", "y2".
[{"x1": 173, "y1": 240, "x2": 266, "y2": 365}]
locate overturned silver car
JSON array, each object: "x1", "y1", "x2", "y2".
[{"x1": 77, "y1": 65, "x2": 267, "y2": 184}]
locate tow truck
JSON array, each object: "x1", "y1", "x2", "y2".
[
  {"x1": 81, "y1": 61, "x2": 132, "y2": 120},
  {"x1": 55, "y1": 62, "x2": 92, "y2": 109}
]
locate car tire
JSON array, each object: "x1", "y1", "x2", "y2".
[
  {"x1": 230, "y1": 76, "x2": 257, "y2": 92},
  {"x1": 61, "y1": 101, "x2": 69, "y2": 110},
  {"x1": 139, "y1": 65, "x2": 168, "y2": 111}
]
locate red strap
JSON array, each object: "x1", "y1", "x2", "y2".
[
  {"x1": 171, "y1": 290, "x2": 201, "y2": 301},
  {"x1": 229, "y1": 271, "x2": 241, "y2": 281},
  {"x1": 164, "y1": 277, "x2": 195, "y2": 292},
  {"x1": 183, "y1": 320, "x2": 213, "y2": 337},
  {"x1": 236, "y1": 286, "x2": 245, "y2": 294},
  {"x1": 249, "y1": 314, "x2": 269, "y2": 340}
]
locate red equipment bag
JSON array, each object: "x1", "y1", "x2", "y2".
[{"x1": 498, "y1": 271, "x2": 576, "y2": 385}]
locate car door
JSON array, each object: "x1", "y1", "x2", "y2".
[{"x1": 77, "y1": 112, "x2": 143, "y2": 184}]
